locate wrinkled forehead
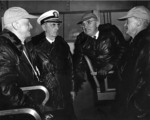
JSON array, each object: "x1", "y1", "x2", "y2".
[
  {"x1": 16, "y1": 18, "x2": 30, "y2": 24},
  {"x1": 126, "y1": 16, "x2": 140, "y2": 23}
]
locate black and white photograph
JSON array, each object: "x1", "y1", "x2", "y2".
[{"x1": 0, "y1": 0, "x2": 150, "y2": 120}]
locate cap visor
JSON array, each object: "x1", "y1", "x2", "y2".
[
  {"x1": 77, "y1": 21, "x2": 82, "y2": 24},
  {"x1": 45, "y1": 20, "x2": 62, "y2": 23},
  {"x1": 51, "y1": 21, "x2": 62, "y2": 23},
  {"x1": 77, "y1": 16, "x2": 97, "y2": 24},
  {"x1": 118, "y1": 15, "x2": 129, "y2": 21}
]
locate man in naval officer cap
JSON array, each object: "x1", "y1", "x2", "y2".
[
  {"x1": 29, "y1": 10, "x2": 77, "y2": 120},
  {"x1": 37, "y1": 10, "x2": 62, "y2": 25}
]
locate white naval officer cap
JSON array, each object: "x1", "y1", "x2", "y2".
[{"x1": 37, "y1": 10, "x2": 62, "y2": 25}]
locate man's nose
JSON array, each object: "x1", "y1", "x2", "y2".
[
  {"x1": 124, "y1": 23, "x2": 127, "y2": 27},
  {"x1": 29, "y1": 23, "x2": 33, "y2": 29},
  {"x1": 56, "y1": 25, "x2": 59, "y2": 29},
  {"x1": 53, "y1": 24, "x2": 59, "y2": 30}
]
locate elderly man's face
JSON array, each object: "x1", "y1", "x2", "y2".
[
  {"x1": 124, "y1": 17, "x2": 139, "y2": 38},
  {"x1": 81, "y1": 18, "x2": 98, "y2": 37},
  {"x1": 43, "y1": 22, "x2": 60, "y2": 39},
  {"x1": 17, "y1": 18, "x2": 33, "y2": 42}
]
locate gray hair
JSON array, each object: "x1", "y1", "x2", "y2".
[{"x1": 4, "y1": 24, "x2": 13, "y2": 31}]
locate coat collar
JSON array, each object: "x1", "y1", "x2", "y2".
[{"x1": 1, "y1": 29, "x2": 23, "y2": 51}]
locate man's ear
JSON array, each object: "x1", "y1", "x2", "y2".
[
  {"x1": 136, "y1": 18, "x2": 142, "y2": 27},
  {"x1": 12, "y1": 21, "x2": 19, "y2": 30},
  {"x1": 96, "y1": 20, "x2": 100, "y2": 27},
  {"x1": 41, "y1": 24, "x2": 46, "y2": 31}
]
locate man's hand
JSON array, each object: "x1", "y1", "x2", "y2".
[
  {"x1": 90, "y1": 71, "x2": 97, "y2": 76},
  {"x1": 98, "y1": 70, "x2": 108, "y2": 75},
  {"x1": 98, "y1": 64, "x2": 114, "y2": 75},
  {"x1": 70, "y1": 91, "x2": 76, "y2": 101},
  {"x1": 38, "y1": 104, "x2": 45, "y2": 113}
]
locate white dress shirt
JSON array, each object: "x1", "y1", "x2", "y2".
[
  {"x1": 92, "y1": 31, "x2": 99, "y2": 39},
  {"x1": 46, "y1": 37, "x2": 55, "y2": 43}
]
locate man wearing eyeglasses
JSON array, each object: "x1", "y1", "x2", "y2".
[
  {"x1": 73, "y1": 12, "x2": 125, "y2": 110},
  {"x1": 28, "y1": 10, "x2": 77, "y2": 120}
]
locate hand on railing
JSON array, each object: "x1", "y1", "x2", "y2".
[
  {"x1": 98, "y1": 70, "x2": 108, "y2": 75},
  {"x1": 91, "y1": 70, "x2": 114, "y2": 76},
  {"x1": 44, "y1": 113, "x2": 54, "y2": 120},
  {"x1": 70, "y1": 91, "x2": 76, "y2": 101},
  {"x1": 90, "y1": 71, "x2": 97, "y2": 76}
]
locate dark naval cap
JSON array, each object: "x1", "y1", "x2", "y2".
[{"x1": 77, "y1": 12, "x2": 97, "y2": 24}]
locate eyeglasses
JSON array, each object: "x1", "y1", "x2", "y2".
[{"x1": 80, "y1": 19, "x2": 96, "y2": 27}]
